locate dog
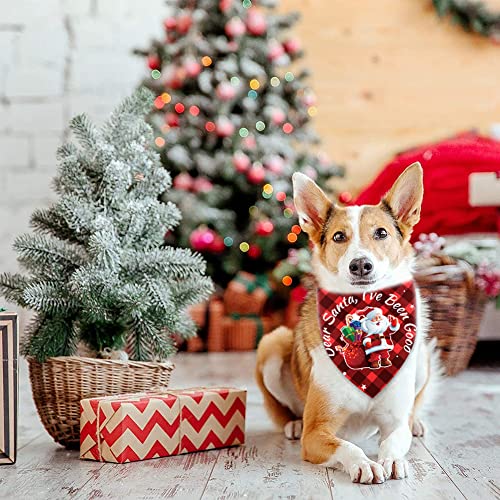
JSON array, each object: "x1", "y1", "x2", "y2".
[{"x1": 256, "y1": 162, "x2": 439, "y2": 484}]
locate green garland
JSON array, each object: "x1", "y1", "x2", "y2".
[{"x1": 432, "y1": 0, "x2": 500, "y2": 39}]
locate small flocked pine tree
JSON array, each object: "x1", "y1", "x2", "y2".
[
  {"x1": 0, "y1": 89, "x2": 213, "y2": 362},
  {"x1": 137, "y1": 0, "x2": 343, "y2": 287}
]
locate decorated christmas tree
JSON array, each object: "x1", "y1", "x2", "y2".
[
  {"x1": 0, "y1": 88, "x2": 213, "y2": 362},
  {"x1": 137, "y1": 0, "x2": 343, "y2": 287}
]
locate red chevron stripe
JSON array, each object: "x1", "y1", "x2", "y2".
[
  {"x1": 183, "y1": 388, "x2": 232, "y2": 404},
  {"x1": 101, "y1": 412, "x2": 181, "y2": 447},
  {"x1": 181, "y1": 425, "x2": 245, "y2": 453},
  {"x1": 181, "y1": 397, "x2": 245, "y2": 433},
  {"x1": 112, "y1": 439, "x2": 179, "y2": 463},
  {"x1": 80, "y1": 420, "x2": 97, "y2": 445},
  {"x1": 110, "y1": 395, "x2": 177, "y2": 413},
  {"x1": 143, "y1": 440, "x2": 174, "y2": 460},
  {"x1": 113, "y1": 445, "x2": 141, "y2": 463}
]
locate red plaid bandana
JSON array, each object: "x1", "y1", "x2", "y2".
[{"x1": 317, "y1": 281, "x2": 417, "y2": 398}]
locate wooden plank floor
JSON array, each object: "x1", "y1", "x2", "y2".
[{"x1": 1, "y1": 352, "x2": 499, "y2": 499}]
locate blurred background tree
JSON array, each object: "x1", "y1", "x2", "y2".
[{"x1": 136, "y1": 0, "x2": 343, "y2": 287}]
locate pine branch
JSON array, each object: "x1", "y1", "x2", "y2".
[
  {"x1": 22, "y1": 314, "x2": 77, "y2": 361},
  {"x1": 171, "y1": 276, "x2": 214, "y2": 307},
  {"x1": 0, "y1": 273, "x2": 31, "y2": 307},
  {"x1": 69, "y1": 114, "x2": 101, "y2": 149},
  {"x1": 130, "y1": 247, "x2": 209, "y2": 280},
  {"x1": 14, "y1": 233, "x2": 85, "y2": 275},
  {"x1": 23, "y1": 281, "x2": 78, "y2": 315},
  {"x1": 30, "y1": 208, "x2": 87, "y2": 244}
]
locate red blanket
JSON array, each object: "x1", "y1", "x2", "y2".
[{"x1": 354, "y1": 133, "x2": 499, "y2": 239}]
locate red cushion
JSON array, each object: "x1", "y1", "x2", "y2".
[{"x1": 354, "y1": 132, "x2": 499, "y2": 239}]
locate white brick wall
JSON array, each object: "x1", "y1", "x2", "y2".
[{"x1": 0, "y1": 0, "x2": 164, "y2": 315}]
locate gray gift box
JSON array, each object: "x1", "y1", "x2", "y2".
[{"x1": 0, "y1": 312, "x2": 18, "y2": 465}]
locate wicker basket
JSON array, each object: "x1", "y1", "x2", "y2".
[
  {"x1": 28, "y1": 356, "x2": 174, "y2": 449},
  {"x1": 415, "y1": 254, "x2": 487, "y2": 376}
]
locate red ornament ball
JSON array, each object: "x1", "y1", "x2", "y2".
[
  {"x1": 147, "y1": 55, "x2": 161, "y2": 70},
  {"x1": 268, "y1": 40, "x2": 285, "y2": 61},
  {"x1": 246, "y1": 8, "x2": 267, "y2": 36},
  {"x1": 339, "y1": 191, "x2": 353, "y2": 204},
  {"x1": 265, "y1": 155, "x2": 285, "y2": 175},
  {"x1": 248, "y1": 244, "x2": 262, "y2": 259},
  {"x1": 255, "y1": 220, "x2": 274, "y2": 236},
  {"x1": 247, "y1": 164, "x2": 266, "y2": 184},
  {"x1": 283, "y1": 38, "x2": 301, "y2": 54},
  {"x1": 210, "y1": 235, "x2": 226, "y2": 254},
  {"x1": 165, "y1": 68, "x2": 185, "y2": 89},
  {"x1": 225, "y1": 17, "x2": 246, "y2": 37},
  {"x1": 165, "y1": 113, "x2": 179, "y2": 127},
  {"x1": 302, "y1": 165, "x2": 318, "y2": 180},
  {"x1": 176, "y1": 15, "x2": 192, "y2": 34},
  {"x1": 163, "y1": 17, "x2": 177, "y2": 31},
  {"x1": 189, "y1": 227, "x2": 216, "y2": 252},
  {"x1": 184, "y1": 59, "x2": 202, "y2": 78},
  {"x1": 216, "y1": 82, "x2": 236, "y2": 101},
  {"x1": 193, "y1": 176, "x2": 213, "y2": 193},
  {"x1": 215, "y1": 117, "x2": 235, "y2": 137},
  {"x1": 270, "y1": 108, "x2": 286, "y2": 125},
  {"x1": 219, "y1": 0, "x2": 233, "y2": 12},
  {"x1": 233, "y1": 151, "x2": 251, "y2": 172},
  {"x1": 303, "y1": 92, "x2": 316, "y2": 107},
  {"x1": 242, "y1": 135, "x2": 256, "y2": 149},
  {"x1": 173, "y1": 172, "x2": 194, "y2": 191}
]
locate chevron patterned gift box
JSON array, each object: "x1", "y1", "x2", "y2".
[{"x1": 80, "y1": 387, "x2": 246, "y2": 463}]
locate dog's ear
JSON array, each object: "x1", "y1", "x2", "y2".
[
  {"x1": 292, "y1": 172, "x2": 332, "y2": 241},
  {"x1": 382, "y1": 162, "x2": 423, "y2": 237}
]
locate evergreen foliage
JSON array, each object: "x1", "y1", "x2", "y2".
[
  {"x1": 137, "y1": 0, "x2": 343, "y2": 286},
  {"x1": 0, "y1": 88, "x2": 213, "y2": 362}
]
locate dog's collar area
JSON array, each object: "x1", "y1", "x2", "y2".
[{"x1": 317, "y1": 280, "x2": 415, "y2": 299}]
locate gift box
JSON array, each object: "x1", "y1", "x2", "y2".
[
  {"x1": 186, "y1": 301, "x2": 209, "y2": 352},
  {"x1": 224, "y1": 272, "x2": 274, "y2": 316},
  {"x1": 223, "y1": 311, "x2": 282, "y2": 351},
  {"x1": 0, "y1": 312, "x2": 18, "y2": 465},
  {"x1": 206, "y1": 298, "x2": 225, "y2": 352},
  {"x1": 80, "y1": 387, "x2": 246, "y2": 463}
]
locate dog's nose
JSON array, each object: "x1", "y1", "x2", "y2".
[{"x1": 349, "y1": 257, "x2": 374, "y2": 277}]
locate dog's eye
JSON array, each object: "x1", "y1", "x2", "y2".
[
  {"x1": 333, "y1": 231, "x2": 346, "y2": 243},
  {"x1": 374, "y1": 227, "x2": 388, "y2": 240}
]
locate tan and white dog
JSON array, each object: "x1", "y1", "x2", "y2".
[{"x1": 256, "y1": 162, "x2": 438, "y2": 484}]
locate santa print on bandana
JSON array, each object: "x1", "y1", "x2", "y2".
[{"x1": 317, "y1": 281, "x2": 417, "y2": 398}]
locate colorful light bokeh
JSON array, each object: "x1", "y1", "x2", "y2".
[{"x1": 201, "y1": 56, "x2": 212, "y2": 67}]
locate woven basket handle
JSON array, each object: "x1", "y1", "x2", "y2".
[{"x1": 419, "y1": 253, "x2": 477, "y2": 292}]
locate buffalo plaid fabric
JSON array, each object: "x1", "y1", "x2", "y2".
[{"x1": 317, "y1": 281, "x2": 417, "y2": 398}]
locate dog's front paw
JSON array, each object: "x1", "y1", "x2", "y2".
[
  {"x1": 377, "y1": 458, "x2": 409, "y2": 480},
  {"x1": 412, "y1": 418, "x2": 426, "y2": 437},
  {"x1": 348, "y1": 460, "x2": 386, "y2": 484},
  {"x1": 284, "y1": 419, "x2": 302, "y2": 440}
]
